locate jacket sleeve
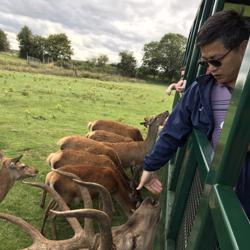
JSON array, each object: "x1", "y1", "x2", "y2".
[{"x1": 144, "y1": 82, "x2": 198, "y2": 171}]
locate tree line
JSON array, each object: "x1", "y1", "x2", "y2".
[{"x1": 0, "y1": 26, "x2": 187, "y2": 82}]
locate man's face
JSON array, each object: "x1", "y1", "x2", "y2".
[{"x1": 200, "y1": 39, "x2": 246, "y2": 87}]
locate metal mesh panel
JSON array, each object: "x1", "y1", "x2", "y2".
[{"x1": 176, "y1": 167, "x2": 203, "y2": 250}]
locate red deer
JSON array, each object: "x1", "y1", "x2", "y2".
[
  {"x1": 0, "y1": 181, "x2": 112, "y2": 250},
  {"x1": 86, "y1": 130, "x2": 133, "y2": 143},
  {"x1": 0, "y1": 180, "x2": 160, "y2": 250},
  {"x1": 40, "y1": 164, "x2": 141, "y2": 238},
  {"x1": 101, "y1": 111, "x2": 169, "y2": 169},
  {"x1": 57, "y1": 136, "x2": 122, "y2": 169},
  {"x1": 47, "y1": 149, "x2": 119, "y2": 170},
  {"x1": 41, "y1": 149, "x2": 135, "y2": 212},
  {"x1": 44, "y1": 166, "x2": 140, "y2": 215},
  {"x1": 88, "y1": 119, "x2": 144, "y2": 141},
  {"x1": 52, "y1": 179, "x2": 161, "y2": 250},
  {"x1": 0, "y1": 152, "x2": 38, "y2": 202}
]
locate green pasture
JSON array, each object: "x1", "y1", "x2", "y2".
[{"x1": 0, "y1": 69, "x2": 174, "y2": 249}]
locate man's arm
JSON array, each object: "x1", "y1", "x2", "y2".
[{"x1": 137, "y1": 82, "x2": 198, "y2": 193}]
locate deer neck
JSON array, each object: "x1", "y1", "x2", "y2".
[
  {"x1": 0, "y1": 167, "x2": 14, "y2": 202},
  {"x1": 144, "y1": 124, "x2": 159, "y2": 153}
]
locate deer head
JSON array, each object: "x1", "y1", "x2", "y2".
[
  {"x1": 0, "y1": 153, "x2": 38, "y2": 180},
  {"x1": 0, "y1": 152, "x2": 38, "y2": 202},
  {"x1": 141, "y1": 110, "x2": 169, "y2": 128}
]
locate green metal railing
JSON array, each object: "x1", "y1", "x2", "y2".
[{"x1": 153, "y1": 0, "x2": 250, "y2": 249}]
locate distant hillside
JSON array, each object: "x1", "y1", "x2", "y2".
[{"x1": 0, "y1": 51, "x2": 144, "y2": 83}]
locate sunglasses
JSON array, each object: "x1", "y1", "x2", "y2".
[{"x1": 198, "y1": 48, "x2": 233, "y2": 68}]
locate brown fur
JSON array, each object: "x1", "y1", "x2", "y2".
[
  {"x1": 88, "y1": 119, "x2": 144, "y2": 141},
  {"x1": 47, "y1": 149, "x2": 117, "y2": 169},
  {"x1": 86, "y1": 130, "x2": 133, "y2": 143},
  {"x1": 57, "y1": 135, "x2": 122, "y2": 168},
  {"x1": 45, "y1": 164, "x2": 140, "y2": 215}
]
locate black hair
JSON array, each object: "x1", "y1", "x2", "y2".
[{"x1": 196, "y1": 10, "x2": 250, "y2": 49}]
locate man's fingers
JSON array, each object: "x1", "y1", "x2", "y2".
[
  {"x1": 136, "y1": 181, "x2": 144, "y2": 190},
  {"x1": 144, "y1": 176, "x2": 163, "y2": 194},
  {"x1": 146, "y1": 181, "x2": 162, "y2": 193}
]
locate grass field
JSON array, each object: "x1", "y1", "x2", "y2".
[{"x1": 0, "y1": 69, "x2": 174, "y2": 249}]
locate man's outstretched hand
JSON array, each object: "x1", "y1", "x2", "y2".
[{"x1": 136, "y1": 170, "x2": 163, "y2": 194}]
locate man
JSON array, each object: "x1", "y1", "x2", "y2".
[{"x1": 137, "y1": 10, "x2": 250, "y2": 216}]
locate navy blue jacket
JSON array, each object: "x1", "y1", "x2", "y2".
[
  {"x1": 144, "y1": 74, "x2": 215, "y2": 171},
  {"x1": 144, "y1": 74, "x2": 250, "y2": 218}
]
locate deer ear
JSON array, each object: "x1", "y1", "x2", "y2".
[{"x1": 12, "y1": 155, "x2": 23, "y2": 163}]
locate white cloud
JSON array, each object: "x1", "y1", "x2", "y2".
[{"x1": 0, "y1": 0, "x2": 201, "y2": 63}]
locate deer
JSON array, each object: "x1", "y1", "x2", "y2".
[
  {"x1": 88, "y1": 119, "x2": 144, "y2": 141},
  {"x1": 86, "y1": 130, "x2": 134, "y2": 143},
  {"x1": 0, "y1": 152, "x2": 38, "y2": 202},
  {"x1": 57, "y1": 136, "x2": 130, "y2": 181},
  {"x1": 41, "y1": 149, "x2": 135, "y2": 210},
  {"x1": 58, "y1": 111, "x2": 168, "y2": 171},
  {"x1": 47, "y1": 149, "x2": 120, "y2": 170},
  {"x1": 51, "y1": 179, "x2": 161, "y2": 250},
  {"x1": 0, "y1": 179, "x2": 160, "y2": 250},
  {"x1": 101, "y1": 110, "x2": 169, "y2": 169},
  {"x1": 40, "y1": 164, "x2": 141, "y2": 238},
  {"x1": 0, "y1": 181, "x2": 114, "y2": 250},
  {"x1": 57, "y1": 136, "x2": 122, "y2": 169}
]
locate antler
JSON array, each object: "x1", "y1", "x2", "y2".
[
  {"x1": 23, "y1": 181, "x2": 83, "y2": 235},
  {"x1": 0, "y1": 213, "x2": 45, "y2": 242},
  {"x1": 50, "y1": 208, "x2": 113, "y2": 250},
  {"x1": 52, "y1": 169, "x2": 95, "y2": 239},
  {"x1": 73, "y1": 179, "x2": 114, "y2": 219},
  {"x1": 0, "y1": 212, "x2": 90, "y2": 250},
  {"x1": 52, "y1": 169, "x2": 93, "y2": 209}
]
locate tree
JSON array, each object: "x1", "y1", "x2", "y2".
[
  {"x1": 29, "y1": 35, "x2": 46, "y2": 61},
  {"x1": 157, "y1": 33, "x2": 187, "y2": 80},
  {"x1": 117, "y1": 51, "x2": 137, "y2": 77},
  {"x1": 141, "y1": 33, "x2": 187, "y2": 81},
  {"x1": 17, "y1": 25, "x2": 33, "y2": 58},
  {"x1": 0, "y1": 29, "x2": 10, "y2": 51},
  {"x1": 141, "y1": 41, "x2": 160, "y2": 78},
  {"x1": 46, "y1": 33, "x2": 73, "y2": 62},
  {"x1": 97, "y1": 54, "x2": 109, "y2": 67}
]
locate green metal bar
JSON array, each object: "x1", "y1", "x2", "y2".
[
  {"x1": 169, "y1": 144, "x2": 187, "y2": 191},
  {"x1": 153, "y1": 164, "x2": 171, "y2": 249},
  {"x1": 212, "y1": 40, "x2": 250, "y2": 186},
  {"x1": 192, "y1": 130, "x2": 213, "y2": 183},
  {"x1": 167, "y1": 143, "x2": 197, "y2": 240},
  {"x1": 184, "y1": 0, "x2": 205, "y2": 77},
  {"x1": 185, "y1": 0, "x2": 215, "y2": 89},
  {"x1": 186, "y1": 40, "x2": 250, "y2": 249},
  {"x1": 212, "y1": 0, "x2": 225, "y2": 14},
  {"x1": 186, "y1": 187, "x2": 217, "y2": 250},
  {"x1": 210, "y1": 184, "x2": 250, "y2": 250}
]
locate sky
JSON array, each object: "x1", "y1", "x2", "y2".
[{"x1": 0, "y1": 0, "x2": 201, "y2": 63}]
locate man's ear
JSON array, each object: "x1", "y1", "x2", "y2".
[{"x1": 240, "y1": 40, "x2": 248, "y2": 55}]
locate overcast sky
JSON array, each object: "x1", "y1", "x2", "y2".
[{"x1": 0, "y1": 0, "x2": 201, "y2": 63}]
